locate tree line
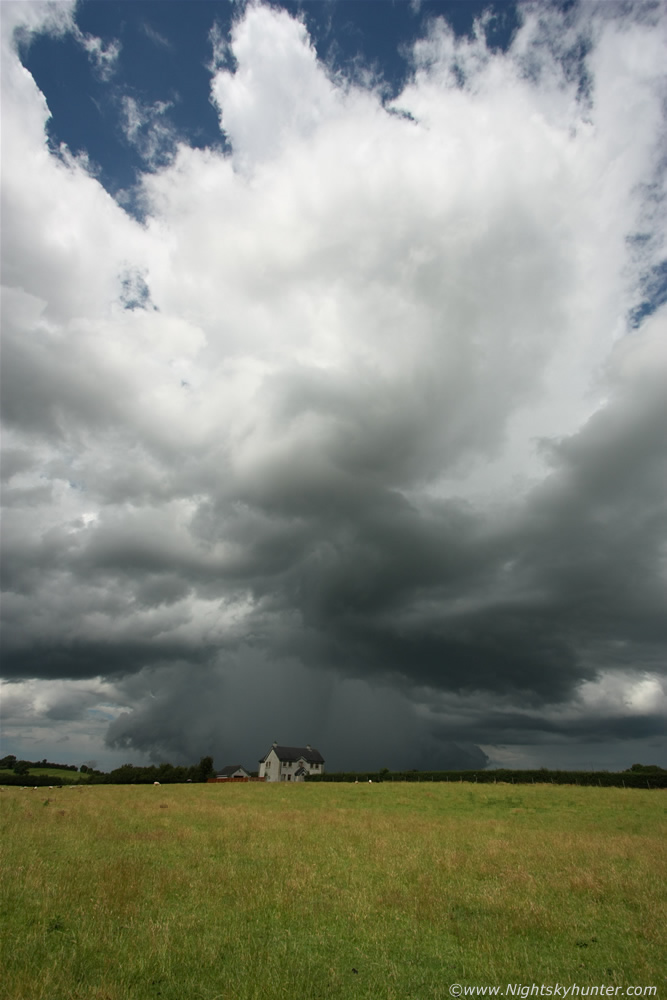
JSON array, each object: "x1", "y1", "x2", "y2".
[
  {"x1": 87, "y1": 757, "x2": 215, "y2": 784},
  {"x1": 2, "y1": 754, "x2": 665, "y2": 788},
  {"x1": 0, "y1": 755, "x2": 215, "y2": 786},
  {"x1": 0, "y1": 755, "x2": 81, "y2": 776},
  {"x1": 307, "y1": 764, "x2": 667, "y2": 788}
]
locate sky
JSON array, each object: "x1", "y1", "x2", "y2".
[{"x1": 1, "y1": 0, "x2": 666, "y2": 774}]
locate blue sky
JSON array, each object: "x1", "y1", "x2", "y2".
[
  {"x1": 2, "y1": 0, "x2": 666, "y2": 773},
  {"x1": 20, "y1": 1, "x2": 520, "y2": 204}
]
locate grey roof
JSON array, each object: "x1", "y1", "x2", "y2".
[
  {"x1": 260, "y1": 745, "x2": 324, "y2": 764},
  {"x1": 216, "y1": 764, "x2": 248, "y2": 777}
]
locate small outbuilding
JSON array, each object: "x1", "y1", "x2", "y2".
[{"x1": 214, "y1": 764, "x2": 251, "y2": 780}]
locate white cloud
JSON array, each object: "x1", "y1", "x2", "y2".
[
  {"x1": 211, "y1": 4, "x2": 342, "y2": 169},
  {"x1": 75, "y1": 30, "x2": 120, "y2": 81},
  {"x1": 0, "y1": 1, "x2": 76, "y2": 47},
  {"x1": 1, "y1": 1, "x2": 120, "y2": 80},
  {"x1": 120, "y1": 96, "x2": 178, "y2": 168},
  {"x1": 0, "y1": 677, "x2": 145, "y2": 769},
  {"x1": 578, "y1": 672, "x2": 667, "y2": 716}
]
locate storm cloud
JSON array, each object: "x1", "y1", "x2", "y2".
[{"x1": 1, "y1": 0, "x2": 666, "y2": 771}]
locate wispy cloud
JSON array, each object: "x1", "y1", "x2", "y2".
[
  {"x1": 120, "y1": 95, "x2": 179, "y2": 168},
  {"x1": 75, "y1": 29, "x2": 121, "y2": 81},
  {"x1": 141, "y1": 21, "x2": 173, "y2": 51}
]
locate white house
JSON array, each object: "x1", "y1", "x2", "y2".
[{"x1": 258, "y1": 743, "x2": 325, "y2": 782}]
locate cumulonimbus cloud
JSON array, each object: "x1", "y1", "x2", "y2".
[{"x1": 1, "y1": 1, "x2": 665, "y2": 768}]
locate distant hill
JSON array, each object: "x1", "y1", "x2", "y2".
[{"x1": 0, "y1": 757, "x2": 91, "y2": 786}]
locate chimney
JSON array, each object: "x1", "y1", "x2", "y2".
[{"x1": 306, "y1": 744, "x2": 312, "y2": 751}]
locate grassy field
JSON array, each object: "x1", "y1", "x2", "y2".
[{"x1": 1, "y1": 782, "x2": 665, "y2": 1000}]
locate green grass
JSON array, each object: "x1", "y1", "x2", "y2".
[
  {"x1": 28, "y1": 768, "x2": 89, "y2": 781},
  {"x1": 1, "y1": 783, "x2": 665, "y2": 1000}
]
